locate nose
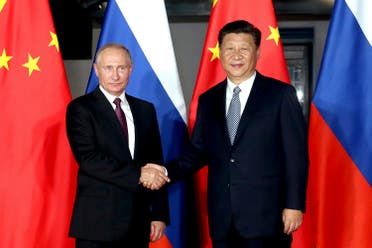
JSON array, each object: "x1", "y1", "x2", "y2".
[
  {"x1": 232, "y1": 51, "x2": 243, "y2": 59},
  {"x1": 112, "y1": 69, "x2": 120, "y2": 79}
]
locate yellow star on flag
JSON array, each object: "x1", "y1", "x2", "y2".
[
  {"x1": 48, "y1": 31, "x2": 60, "y2": 52},
  {"x1": 213, "y1": 0, "x2": 218, "y2": 7},
  {"x1": 22, "y1": 53, "x2": 41, "y2": 76},
  {"x1": 0, "y1": 48, "x2": 12, "y2": 70},
  {"x1": 266, "y1": 25, "x2": 280, "y2": 46},
  {"x1": 208, "y1": 42, "x2": 220, "y2": 62},
  {"x1": 0, "y1": 0, "x2": 7, "y2": 13}
]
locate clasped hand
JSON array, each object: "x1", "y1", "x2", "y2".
[{"x1": 140, "y1": 163, "x2": 170, "y2": 190}]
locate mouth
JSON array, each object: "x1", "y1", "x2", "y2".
[
  {"x1": 231, "y1": 63, "x2": 244, "y2": 68},
  {"x1": 109, "y1": 82, "x2": 123, "y2": 86}
]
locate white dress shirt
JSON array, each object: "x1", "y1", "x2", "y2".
[{"x1": 225, "y1": 71, "x2": 256, "y2": 116}]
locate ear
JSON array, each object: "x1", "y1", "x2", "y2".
[
  {"x1": 256, "y1": 47, "x2": 260, "y2": 59},
  {"x1": 93, "y1": 63, "x2": 99, "y2": 76}
]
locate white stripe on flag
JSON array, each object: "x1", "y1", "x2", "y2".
[
  {"x1": 345, "y1": 0, "x2": 372, "y2": 45},
  {"x1": 116, "y1": 0, "x2": 187, "y2": 123}
]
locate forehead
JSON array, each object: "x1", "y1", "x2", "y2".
[
  {"x1": 221, "y1": 33, "x2": 255, "y2": 45},
  {"x1": 97, "y1": 47, "x2": 130, "y2": 64}
]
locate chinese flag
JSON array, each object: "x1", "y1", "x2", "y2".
[
  {"x1": 189, "y1": 0, "x2": 289, "y2": 247},
  {"x1": 0, "y1": 0, "x2": 77, "y2": 247}
]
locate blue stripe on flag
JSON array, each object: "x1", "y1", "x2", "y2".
[{"x1": 313, "y1": 0, "x2": 372, "y2": 186}]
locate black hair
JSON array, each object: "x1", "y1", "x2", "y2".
[{"x1": 218, "y1": 20, "x2": 261, "y2": 48}]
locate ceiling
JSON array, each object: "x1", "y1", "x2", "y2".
[
  {"x1": 274, "y1": 0, "x2": 334, "y2": 16},
  {"x1": 76, "y1": 0, "x2": 335, "y2": 21}
]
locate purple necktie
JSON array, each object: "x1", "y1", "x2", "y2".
[{"x1": 113, "y1": 98, "x2": 128, "y2": 141}]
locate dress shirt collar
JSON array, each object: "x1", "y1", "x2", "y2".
[
  {"x1": 226, "y1": 71, "x2": 256, "y2": 94},
  {"x1": 225, "y1": 71, "x2": 256, "y2": 116},
  {"x1": 99, "y1": 86, "x2": 127, "y2": 108}
]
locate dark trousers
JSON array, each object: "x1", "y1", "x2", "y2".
[
  {"x1": 76, "y1": 238, "x2": 148, "y2": 248},
  {"x1": 212, "y1": 224, "x2": 292, "y2": 248}
]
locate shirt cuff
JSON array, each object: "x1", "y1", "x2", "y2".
[{"x1": 162, "y1": 166, "x2": 168, "y2": 176}]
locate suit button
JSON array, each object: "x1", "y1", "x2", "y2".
[{"x1": 230, "y1": 158, "x2": 235, "y2": 163}]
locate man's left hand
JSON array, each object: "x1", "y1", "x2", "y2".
[
  {"x1": 150, "y1": 221, "x2": 166, "y2": 242},
  {"x1": 282, "y1": 208, "x2": 303, "y2": 234}
]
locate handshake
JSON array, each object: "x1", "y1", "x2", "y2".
[{"x1": 140, "y1": 163, "x2": 170, "y2": 190}]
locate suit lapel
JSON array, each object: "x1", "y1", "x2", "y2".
[
  {"x1": 234, "y1": 73, "x2": 266, "y2": 145},
  {"x1": 92, "y1": 88, "x2": 132, "y2": 155},
  {"x1": 214, "y1": 80, "x2": 233, "y2": 147},
  {"x1": 92, "y1": 88, "x2": 119, "y2": 128}
]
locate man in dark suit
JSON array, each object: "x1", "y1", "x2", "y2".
[
  {"x1": 66, "y1": 43, "x2": 170, "y2": 248},
  {"x1": 146, "y1": 20, "x2": 309, "y2": 248}
]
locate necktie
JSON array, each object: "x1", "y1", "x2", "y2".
[
  {"x1": 226, "y1": 86, "x2": 241, "y2": 144},
  {"x1": 113, "y1": 98, "x2": 128, "y2": 141}
]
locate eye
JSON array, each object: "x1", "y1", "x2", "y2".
[
  {"x1": 118, "y1": 66, "x2": 129, "y2": 73},
  {"x1": 102, "y1": 66, "x2": 113, "y2": 73},
  {"x1": 222, "y1": 47, "x2": 234, "y2": 54}
]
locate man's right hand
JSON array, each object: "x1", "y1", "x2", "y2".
[{"x1": 140, "y1": 164, "x2": 170, "y2": 190}]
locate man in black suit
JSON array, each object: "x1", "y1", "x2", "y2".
[
  {"x1": 146, "y1": 20, "x2": 309, "y2": 248},
  {"x1": 66, "y1": 43, "x2": 170, "y2": 248}
]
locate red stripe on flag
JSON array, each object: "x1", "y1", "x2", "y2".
[
  {"x1": 293, "y1": 104, "x2": 372, "y2": 247},
  {"x1": 150, "y1": 235, "x2": 173, "y2": 248}
]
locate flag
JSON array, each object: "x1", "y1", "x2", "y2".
[
  {"x1": 86, "y1": 1, "x2": 194, "y2": 247},
  {"x1": 293, "y1": 0, "x2": 372, "y2": 247},
  {"x1": 0, "y1": 0, "x2": 77, "y2": 247},
  {"x1": 189, "y1": 0, "x2": 289, "y2": 247}
]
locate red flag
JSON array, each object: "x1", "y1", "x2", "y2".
[
  {"x1": 0, "y1": 0, "x2": 77, "y2": 247},
  {"x1": 189, "y1": 1, "x2": 289, "y2": 247}
]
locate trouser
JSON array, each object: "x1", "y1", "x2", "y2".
[
  {"x1": 212, "y1": 223, "x2": 292, "y2": 248},
  {"x1": 76, "y1": 237, "x2": 148, "y2": 248}
]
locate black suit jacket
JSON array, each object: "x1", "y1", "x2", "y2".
[
  {"x1": 66, "y1": 87, "x2": 169, "y2": 241},
  {"x1": 167, "y1": 72, "x2": 308, "y2": 240}
]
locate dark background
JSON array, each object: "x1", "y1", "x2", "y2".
[{"x1": 49, "y1": 0, "x2": 333, "y2": 60}]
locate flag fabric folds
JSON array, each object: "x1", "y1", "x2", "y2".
[
  {"x1": 0, "y1": 0, "x2": 77, "y2": 247},
  {"x1": 85, "y1": 1, "x2": 192, "y2": 247},
  {"x1": 293, "y1": 0, "x2": 372, "y2": 247},
  {"x1": 189, "y1": 0, "x2": 289, "y2": 247}
]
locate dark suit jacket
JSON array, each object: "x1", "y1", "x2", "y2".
[
  {"x1": 66, "y1": 87, "x2": 169, "y2": 242},
  {"x1": 167, "y1": 72, "x2": 308, "y2": 240}
]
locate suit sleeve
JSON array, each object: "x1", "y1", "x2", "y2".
[
  {"x1": 66, "y1": 100, "x2": 140, "y2": 191},
  {"x1": 166, "y1": 96, "x2": 209, "y2": 181},
  {"x1": 280, "y1": 86, "x2": 309, "y2": 211},
  {"x1": 144, "y1": 104, "x2": 170, "y2": 224}
]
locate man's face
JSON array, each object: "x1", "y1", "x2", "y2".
[
  {"x1": 219, "y1": 33, "x2": 260, "y2": 84},
  {"x1": 94, "y1": 47, "x2": 133, "y2": 96}
]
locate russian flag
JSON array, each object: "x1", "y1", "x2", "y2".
[
  {"x1": 293, "y1": 0, "x2": 372, "y2": 247},
  {"x1": 86, "y1": 1, "x2": 193, "y2": 247}
]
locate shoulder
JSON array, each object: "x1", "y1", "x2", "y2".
[
  {"x1": 68, "y1": 92, "x2": 93, "y2": 108},
  {"x1": 199, "y1": 80, "x2": 227, "y2": 101},
  {"x1": 66, "y1": 88, "x2": 106, "y2": 117},
  {"x1": 126, "y1": 94, "x2": 153, "y2": 107},
  {"x1": 126, "y1": 94, "x2": 156, "y2": 113},
  {"x1": 256, "y1": 72, "x2": 296, "y2": 94}
]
